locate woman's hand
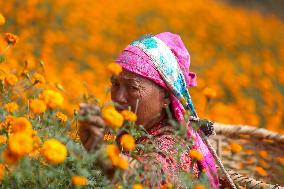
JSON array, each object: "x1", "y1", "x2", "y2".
[{"x1": 78, "y1": 103, "x2": 105, "y2": 151}]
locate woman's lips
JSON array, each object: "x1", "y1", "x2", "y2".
[{"x1": 114, "y1": 105, "x2": 128, "y2": 112}]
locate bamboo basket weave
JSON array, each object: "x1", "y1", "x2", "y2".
[{"x1": 209, "y1": 123, "x2": 284, "y2": 189}]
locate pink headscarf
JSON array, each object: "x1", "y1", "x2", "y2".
[{"x1": 116, "y1": 32, "x2": 219, "y2": 188}]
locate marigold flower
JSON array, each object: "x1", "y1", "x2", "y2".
[
  {"x1": 56, "y1": 112, "x2": 67, "y2": 123},
  {"x1": 194, "y1": 183, "x2": 205, "y2": 189},
  {"x1": 41, "y1": 139, "x2": 67, "y2": 164},
  {"x1": 4, "y1": 74, "x2": 18, "y2": 86},
  {"x1": 203, "y1": 87, "x2": 217, "y2": 99},
  {"x1": 117, "y1": 157, "x2": 129, "y2": 170},
  {"x1": 102, "y1": 106, "x2": 124, "y2": 128},
  {"x1": 120, "y1": 134, "x2": 136, "y2": 151},
  {"x1": 32, "y1": 73, "x2": 46, "y2": 85},
  {"x1": 40, "y1": 89, "x2": 64, "y2": 108},
  {"x1": 11, "y1": 117, "x2": 32, "y2": 134},
  {"x1": 121, "y1": 110, "x2": 137, "y2": 122},
  {"x1": 255, "y1": 166, "x2": 268, "y2": 177},
  {"x1": 161, "y1": 183, "x2": 173, "y2": 189},
  {"x1": 107, "y1": 63, "x2": 122, "y2": 76},
  {"x1": 133, "y1": 184, "x2": 143, "y2": 189},
  {"x1": 106, "y1": 144, "x2": 120, "y2": 158},
  {"x1": 0, "y1": 163, "x2": 5, "y2": 180},
  {"x1": 9, "y1": 132, "x2": 33, "y2": 157},
  {"x1": 4, "y1": 33, "x2": 19, "y2": 46},
  {"x1": 0, "y1": 13, "x2": 5, "y2": 26},
  {"x1": 29, "y1": 99, "x2": 47, "y2": 114},
  {"x1": 3, "y1": 149, "x2": 19, "y2": 164},
  {"x1": 103, "y1": 133, "x2": 115, "y2": 141},
  {"x1": 71, "y1": 175, "x2": 88, "y2": 186},
  {"x1": 0, "y1": 135, "x2": 7, "y2": 144},
  {"x1": 4, "y1": 102, "x2": 18, "y2": 113},
  {"x1": 189, "y1": 149, "x2": 203, "y2": 161},
  {"x1": 229, "y1": 142, "x2": 242, "y2": 154}
]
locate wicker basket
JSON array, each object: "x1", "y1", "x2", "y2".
[{"x1": 209, "y1": 123, "x2": 284, "y2": 189}]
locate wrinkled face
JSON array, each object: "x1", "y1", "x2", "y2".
[{"x1": 110, "y1": 70, "x2": 168, "y2": 130}]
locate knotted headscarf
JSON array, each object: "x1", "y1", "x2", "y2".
[{"x1": 116, "y1": 32, "x2": 219, "y2": 188}]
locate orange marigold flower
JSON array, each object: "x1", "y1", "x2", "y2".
[
  {"x1": 255, "y1": 166, "x2": 268, "y2": 177},
  {"x1": 40, "y1": 89, "x2": 64, "y2": 108},
  {"x1": 56, "y1": 112, "x2": 67, "y2": 123},
  {"x1": 107, "y1": 63, "x2": 122, "y2": 76},
  {"x1": 189, "y1": 149, "x2": 203, "y2": 161},
  {"x1": 102, "y1": 106, "x2": 124, "y2": 128},
  {"x1": 29, "y1": 99, "x2": 47, "y2": 114},
  {"x1": 71, "y1": 175, "x2": 88, "y2": 186},
  {"x1": 230, "y1": 142, "x2": 242, "y2": 154},
  {"x1": 133, "y1": 184, "x2": 143, "y2": 189},
  {"x1": 0, "y1": 13, "x2": 5, "y2": 26},
  {"x1": 41, "y1": 139, "x2": 67, "y2": 164},
  {"x1": 103, "y1": 133, "x2": 115, "y2": 141},
  {"x1": 121, "y1": 110, "x2": 137, "y2": 122},
  {"x1": 0, "y1": 163, "x2": 5, "y2": 180},
  {"x1": 117, "y1": 157, "x2": 128, "y2": 170},
  {"x1": 3, "y1": 149, "x2": 19, "y2": 164},
  {"x1": 161, "y1": 183, "x2": 173, "y2": 189},
  {"x1": 120, "y1": 134, "x2": 136, "y2": 151},
  {"x1": 194, "y1": 183, "x2": 205, "y2": 189},
  {"x1": 9, "y1": 132, "x2": 33, "y2": 157},
  {"x1": 203, "y1": 87, "x2": 217, "y2": 99},
  {"x1": 4, "y1": 102, "x2": 18, "y2": 113},
  {"x1": 4, "y1": 74, "x2": 18, "y2": 86},
  {"x1": 106, "y1": 144, "x2": 120, "y2": 158},
  {"x1": 0, "y1": 135, "x2": 7, "y2": 144},
  {"x1": 32, "y1": 73, "x2": 46, "y2": 85},
  {"x1": 4, "y1": 33, "x2": 19, "y2": 46},
  {"x1": 11, "y1": 117, "x2": 32, "y2": 134}
]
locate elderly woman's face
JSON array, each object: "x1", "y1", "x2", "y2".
[{"x1": 111, "y1": 70, "x2": 168, "y2": 130}]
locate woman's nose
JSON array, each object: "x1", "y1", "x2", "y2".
[{"x1": 112, "y1": 86, "x2": 128, "y2": 105}]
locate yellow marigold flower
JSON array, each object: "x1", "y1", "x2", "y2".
[
  {"x1": 107, "y1": 63, "x2": 122, "y2": 76},
  {"x1": 71, "y1": 175, "x2": 88, "y2": 186},
  {"x1": 103, "y1": 133, "x2": 115, "y2": 141},
  {"x1": 0, "y1": 135, "x2": 7, "y2": 144},
  {"x1": 102, "y1": 106, "x2": 124, "y2": 128},
  {"x1": 230, "y1": 142, "x2": 242, "y2": 154},
  {"x1": 11, "y1": 117, "x2": 32, "y2": 134},
  {"x1": 117, "y1": 157, "x2": 128, "y2": 170},
  {"x1": 41, "y1": 139, "x2": 67, "y2": 164},
  {"x1": 0, "y1": 13, "x2": 5, "y2": 26},
  {"x1": 121, "y1": 110, "x2": 137, "y2": 122},
  {"x1": 40, "y1": 89, "x2": 64, "y2": 108},
  {"x1": 56, "y1": 112, "x2": 67, "y2": 123},
  {"x1": 29, "y1": 99, "x2": 47, "y2": 114},
  {"x1": 189, "y1": 149, "x2": 203, "y2": 161},
  {"x1": 4, "y1": 74, "x2": 18, "y2": 86},
  {"x1": 194, "y1": 183, "x2": 205, "y2": 189},
  {"x1": 120, "y1": 134, "x2": 136, "y2": 151},
  {"x1": 133, "y1": 184, "x2": 143, "y2": 189},
  {"x1": 4, "y1": 33, "x2": 19, "y2": 46},
  {"x1": 4, "y1": 102, "x2": 18, "y2": 113},
  {"x1": 255, "y1": 166, "x2": 268, "y2": 177},
  {"x1": 203, "y1": 87, "x2": 217, "y2": 99},
  {"x1": 9, "y1": 132, "x2": 33, "y2": 157},
  {"x1": 106, "y1": 144, "x2": 120, "y2": 158},
  {"x1": 32, "y1": 73, "x2": 46, "y2": 85},
  {"x1": 0, "y1": 163, "x2": 5, "y2": 180}
]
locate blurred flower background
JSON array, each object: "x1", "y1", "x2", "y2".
[{"x1": 1, "y1": 0, "x2": 284, "y2": 131}]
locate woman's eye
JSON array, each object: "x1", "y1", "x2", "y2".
[{"x1": 129, "y1": 86, "x2": 139, "y2": 90}]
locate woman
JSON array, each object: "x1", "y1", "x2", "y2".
[{"x1": 79, "y1": 32, "x2": 220, "y2": 188}]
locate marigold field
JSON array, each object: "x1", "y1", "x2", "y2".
[{"x1": 0, "y1": 0, "x2": 284, "y2": 188}]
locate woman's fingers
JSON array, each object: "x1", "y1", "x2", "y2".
[
  {"x1": 79, "y1": 115, "x2": 105, "y2": 128},
  {"x1": 79, "y1": 103, "x2": 100, "y2": 116}
]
